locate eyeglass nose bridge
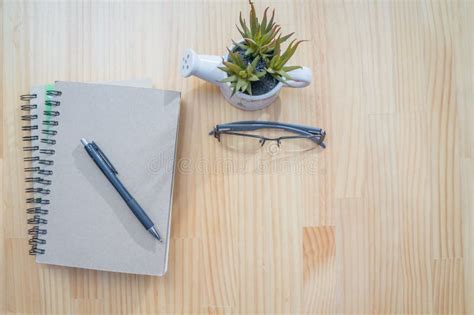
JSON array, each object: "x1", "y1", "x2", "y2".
[{"x1": 259, "y1": 137, "x2": 282, "y2": 147}]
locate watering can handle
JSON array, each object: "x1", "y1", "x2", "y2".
[{"x1": 282, "y1": 67, "x2": 312, "y2": 88}]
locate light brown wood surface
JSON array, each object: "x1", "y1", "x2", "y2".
[{"x1": 2, "y1": 0, "x2": 473, "y2": 314}]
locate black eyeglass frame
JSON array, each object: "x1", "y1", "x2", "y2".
[{"x1": 209, "y1": 121, "x2": 326, "y2": 149}]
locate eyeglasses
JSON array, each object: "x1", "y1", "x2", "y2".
[{"x1": 209, "y1": 121, "x2": 326, "y2": 152}]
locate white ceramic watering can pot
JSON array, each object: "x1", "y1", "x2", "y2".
[{"x1": 180, "y1": 48, "x2": 312, "y2": 111}]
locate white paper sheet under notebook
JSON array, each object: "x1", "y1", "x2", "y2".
[{"x1": 36, "y1": 81, "x2": 180, "y2": 276}]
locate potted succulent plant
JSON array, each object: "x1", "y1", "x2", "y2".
[{"x1": 181, "y1": 1, "x2": 312, "y2": 111}]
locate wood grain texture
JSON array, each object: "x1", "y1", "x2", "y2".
[
  {"x1": 303, "y1": 226, "x2": 336, "y2": 313},
  {"x1": 2, "y1": 0, "x2": 472, "y2": 313}
]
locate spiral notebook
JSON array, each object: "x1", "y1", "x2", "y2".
[{"x1": 20, "y1": 81, "x2": 181, "y2": 276}]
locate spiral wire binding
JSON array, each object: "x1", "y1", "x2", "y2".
[{"x1": 21, "y1": 90, "x2": 61, "y2": 255}]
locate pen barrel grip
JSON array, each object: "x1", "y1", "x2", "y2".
[
  {"x1": 84, "y1": 144, "x2": 155, "y2": 230},
  {"x1": 121, "y1": 194, "x2": 154, "y2": 229}
]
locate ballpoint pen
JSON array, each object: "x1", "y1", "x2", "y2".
[{"x1": 80, "y1": 138, "x2": 163, "y2": 242}]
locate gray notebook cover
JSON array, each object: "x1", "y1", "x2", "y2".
[{"x1": 36, "y1": 81, "x2": 180, "y2": 276}]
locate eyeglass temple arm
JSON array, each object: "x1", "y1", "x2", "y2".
[
  {"x1": 216, "y1": 123, "x2": 323, "y2": 136},
  {"x1": 226, "y1": 120, "x2": 323, "y2": 134}
]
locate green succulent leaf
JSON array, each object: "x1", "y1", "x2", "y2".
[
  {"x1": 233, "y1": 39, "x2": 247, "y2": 51},
  {"x1": 246, "y1": 81, "x2": 252, "y2": 94},
  {"x1": 274, "y1": 75, "x2": 286, "y2": 83},
  {"x1": 265, "y1": 67, "x2": 275, "y2": 74},
  {"x1": 218, "y1": 66, "x2": 232, "y2": 74},
  {"x1": 250, "y1": 55, "x2": 260, "y2": 69},
  {"x1": 277, "y1": 70, "x2": 292, "y2": 80},
  {"x1": 249, "y1": 0, "x2": 258, "y2": 35},
  {"x1": 236, "y1": 78, "x2": 246, "y2": 92},
  {"x1": 264, "y1": 38, "x2": 306, "y2": 82},
  {"x1": 239, "y1": 12, "x2": 250, "y2": 36},
  {"x1": 232, "y1": 1, "x2": 287, "y2": 59},
  {"x1": 276, "y1": 32, "x2": 294, "y2": 45},
  {"x1": 222, "y1": 61, "x2": 242, "y2": 74},
  {"x1": 261, "y1": 26, "x2": 279, "y2": 45},
  {"x1": 243, "y1": 37, "x2": 258, "y2": 47},
  {"x1": 220, "y1": 75, "x2": 237, "y2": 83},
  {"x1": 249, "y1": 75, "x2": 259, "y2": 81},
  {"x1": 229, "y1": 49, "x2": 247, "y2": 68},
  {"x1": 219, "y1": 50, "x2": 264, "y2": 95},
  {"x1": 282, "y1": 65, "x2": 302, "y2": 72},
  {"x1": 261, "y1": 7, "x2": 269, "y2": 31},
  {"x1": 279, "y1": 39, "x2": 306, "y2": 67},
  {"x1": 256, "y1": 70, "x2": 266, "y2": 78},
  {"x1": 271, "y1": 37, "x2": 281, "y2": 59},
  {"x1": 236, "y1": 27, "x2": 245, "y2": 38},
  {"x1": 265, "y1": 9, "x2": 275, "y2": 33}
]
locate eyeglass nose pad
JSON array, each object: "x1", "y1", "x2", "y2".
[
  {"x1": 259, "y1": 138, "x2": 266, "y2": 147},
  {"x1": 277, "y1": 139, "x2": 281, "y2": 147}
]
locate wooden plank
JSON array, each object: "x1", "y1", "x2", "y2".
[
  {"x1": 0, "y1": 160, "x2": 5, "y2": 315},
  {"x1": 460, "y1": 158, "x2": 474, "y2": 313},
  {"x1": 432, "y1": 258, "x2": 465, "y2": 314},
  {"x1": 366, "y1": 114, "x2": 403, "y2": 313},
  {"x1": 335, "y1": 198, "x2": 370, "y2": 313},
  {"x1": 396, "y1": 113, "x2": 433, "y2": 314},
  {"x1": 454, "y1": 1, "x2": 474, "y2": 313},
  {"x1": 303, "y1": 226, "x2": 336, "y2": 313}
]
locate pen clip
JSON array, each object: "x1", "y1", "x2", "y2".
[{"x1": 91, "y1": 141, "x2": 118, "y2": 175}]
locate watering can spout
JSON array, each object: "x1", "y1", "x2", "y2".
[{"x1": 180, "y1": 49, "x2": 226, "y2": 84}]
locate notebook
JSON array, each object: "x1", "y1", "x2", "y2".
[
  {"x1": 23, "y1": 80, "x2": 154, "y2": 259},
  {"x1": 20, "y1": 81, "x2": 181, "y2": 276}
]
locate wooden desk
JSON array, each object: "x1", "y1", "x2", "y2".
[{"x1": 2, "y1": 0, "x2": 472, "y2": 313}]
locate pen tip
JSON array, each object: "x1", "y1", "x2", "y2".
[
  {"x1": 81, "y1": 138, "x2": 88, "y2": 146},
  {"x1": 148, "y1": 226, "x2": 164, "y2": 243}
]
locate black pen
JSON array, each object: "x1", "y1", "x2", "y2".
[{"x1": 80, "y1": 138, "x2": 163, "y2": 242}]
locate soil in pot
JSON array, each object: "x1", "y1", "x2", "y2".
[{"x1": 231, "y1": 47, "x2": 279, "y2": 96}]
